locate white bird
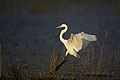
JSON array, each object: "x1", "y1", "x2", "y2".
[
  {"x1": 56, "y1": 24, "x2": 97, "y2": 58},
  {"x1": 55, "y1": 24, "x2": 97, "y2": 71}
]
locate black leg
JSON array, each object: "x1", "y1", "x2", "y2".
[{"x1": 55, "y1": 56, "x2": 68, "y2": 71}]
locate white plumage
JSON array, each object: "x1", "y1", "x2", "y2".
[{"x1": 56, "y1": 24, "x2": 97, "y2": 58}]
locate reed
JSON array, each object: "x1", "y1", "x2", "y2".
[
  {"x1": 2, "y1": 48, "x2": 120, "y2": 80},
  {"x1": 1, "y1": 33, "x2": 120, "y2": 80},
  {"x1": 2, "y1": 58, "x2": 30, "y2": 80}
]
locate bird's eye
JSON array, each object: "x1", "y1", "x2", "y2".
[{"x1": 61, "y1": 27, "x2": 65, "y2": 30}]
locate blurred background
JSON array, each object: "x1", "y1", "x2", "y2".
[{"x1": 0, "y1": 0, "x2": 120, "y2": 76}]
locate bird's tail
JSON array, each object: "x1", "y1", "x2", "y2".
[
  {"x1": 76, "y1": 53, "x2": 80, "y2": 58},
  {"x1": 72, "y1": 51, "x2": 80, "y2": 58}
]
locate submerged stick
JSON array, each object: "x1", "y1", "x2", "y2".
[{"x1": 55, "y1": 56, "x2": 68, "y2": 71}]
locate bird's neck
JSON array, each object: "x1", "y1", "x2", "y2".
[{"x1": 60, "y1": 26, "x2": 68, "y2": 43}]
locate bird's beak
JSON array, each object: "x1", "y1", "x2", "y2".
[{"x1": 56, "y1": 25, "x2": 62, "y2": 29}]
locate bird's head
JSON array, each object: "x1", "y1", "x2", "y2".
[{"x1": 56, "y1": 24, "x2": 67, "y2": 29}]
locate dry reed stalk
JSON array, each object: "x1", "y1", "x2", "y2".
[
  {"x1": 106, "y1": 51, "x2": 113, "y2": 75},
  {"x1": 97, "y1": 32, "x2": 109, "y2": 75},
  {"x1": 71, "y1": 61, "x2": 75, "y2": 79},
  {"x1": 50, "y1": 50, "x2": 57, "y2": 72},
  {"x1": 47, "y1": 50, "x2": 57, "y2": 79},
  {"x1": 91, "y1": 44, "x2": 95, "y2": 75},
  {"x1": 40, "y1": 58, "x2": 44, "y2": 73},
  {"x1": 111, "y1": 50, "x2": 119, "y2": 76},
  {"x1": 102, "y1": 54, "x2": 107, "y2": 74},
  {"x1": 86, "y1": 48, "x2": 90, "y2": 75},
  {"x1": 97, "y1": 46, "x2": 103, "y2": 75},
  {"x1": 57, "y1": 48, "x2": 65, "y2": 77}
]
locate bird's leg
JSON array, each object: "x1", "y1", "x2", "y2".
[
  {"x1": 63, "y1": 56, "x2": 68, "y2": 63},
  {"x1": 55, "y1": 55, "x2": 68, "y2": 71}
]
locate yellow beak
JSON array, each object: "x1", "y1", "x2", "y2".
[{"x1": 56, "y1": 25, "x2": 62, "y2": 29}]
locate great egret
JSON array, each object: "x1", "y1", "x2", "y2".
[{"x1": 55, "y1": 24, "x2": 97, "y2": 71}]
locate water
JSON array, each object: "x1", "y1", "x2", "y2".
[{"x1": 0, "y1": 2, "x2": 120, "y2": 71}]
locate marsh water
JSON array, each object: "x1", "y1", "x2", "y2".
[{"x1": 0, "y1": 2, "x2": 120, "y2": 78}]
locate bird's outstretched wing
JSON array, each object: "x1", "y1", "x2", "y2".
[
  {"x1": 68, "y1": 32, "x2": 97, "y2": 52},
  {"x1": 78, "y1": 32, "x2": 97, "y2": 41},
  {"x1": 77, "y1": 32, "x2": 97, "y2": 49}
]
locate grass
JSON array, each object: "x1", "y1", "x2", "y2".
[
  {"x1": 1, "y1": 33, "x2": 120, "y2": 80},
  {"x1": 1, "y1": 52, "x2": 120, "y2": 80}
]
